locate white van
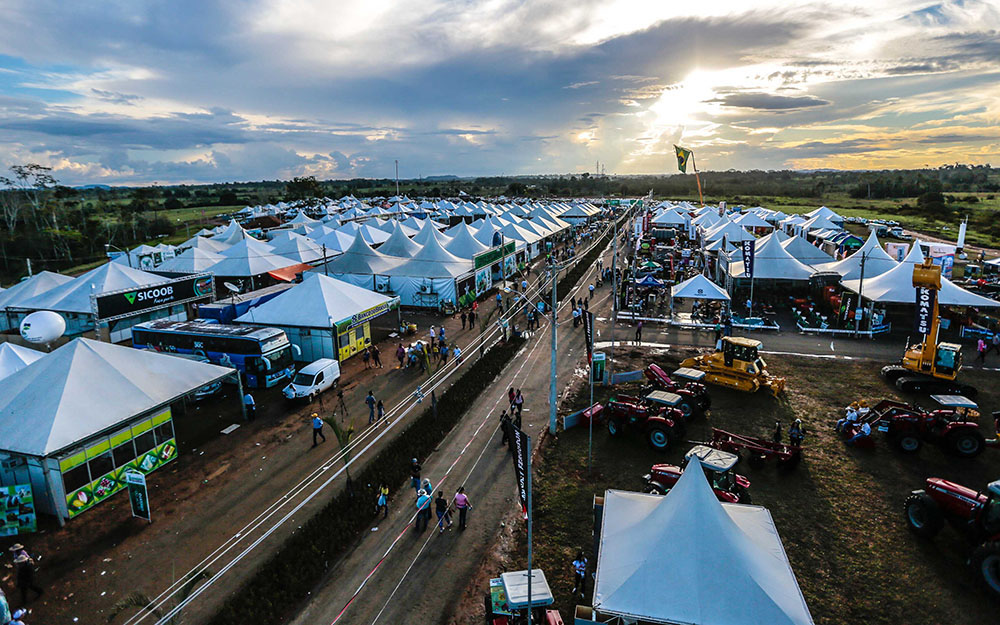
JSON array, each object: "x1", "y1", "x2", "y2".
[{"x1": 283, "y1": 358, "x2": 341, "y2": 402}]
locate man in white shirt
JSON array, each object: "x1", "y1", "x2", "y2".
[{"x1": 847, "y1": 421, "x2": 872, "y2": 445}]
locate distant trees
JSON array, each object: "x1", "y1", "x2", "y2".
[{"x1": 284, "y1": 176, "x2": 322, "y2": 203}]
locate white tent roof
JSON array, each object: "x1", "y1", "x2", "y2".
[
  {"x1": 593, "y1": 465, "x2": 813, "y2": 625},
  {"x1": 814, "y1": 232, "x2": 897, "y2": 280},
  {"x1": 0, "y1": 343, "x2": 44, "y2": 381},
  {"x1": 0, "y1": 338, "x2": 234, "y2": 457},
  {"x1": 208, "y1": 237, "x2": 297, "y2": 277},
  {"x1": 234, "y1": 272, "x2": 396, "y2": 328},
  {"x1": 155, "y1": 247, "x2": 225, "y2": 274},
  {"x1": 728, "y1": 233, "x2": 815, "y2": 281},
  {"x1": 378, "y1": 222, "x2": 424, "y2": 258},
  {"x1": 269, "y1": 232, "x2": 325, "y2": 263},
  {"x1": 704, "y1": 221, "x2": 755, "y2": 243},
  {"x1": 16, "y1": 263, "x2": 169, "y2": 314},
  {"x1": 781, "y1": 236, "x2": 834, "y2": 266},
  {"x1": 843, "y1": 244, "x2": 1000, "y2": 307},
  {"x1": 805, "y1": 205, "x2": 844, "y2": 223},
  {"x1": 671, "y1": 274, "x2": 731, "y2": 301},
  {"x1": 337, "y1": 221, "x2": 391, "y2": 246},
  {"x1": 215, "y1": 219, "x2": 250, "y2": 245},
  {"x1": 734, "y1": 212, "x2": 774, "y2": 229},
  {"x1": 651, "y1": 209, "x2": 686, "y2": 226},
  {"x1": 443, "y1": 221, "x2": 490, "y2": 259},
  {"x1": 179, "y1": 235, "x2": 231, "y2": 254},
  {"x1": 323, "y1": 232, "x2": 401, "y2": 275},
  {"x1": 412, "y1": 219, "x2": 454, "y2": 247},
  {"x1": 799, "y1": 214, "x2": 841, "y2": 232},
  {"x1": 0, "y1": 271, "x2": 75, "y2": 310},
  {"x1": 313, "y1": 228, "x2": 356, "y2": 253},
  {"x1": 286, "y1": 212, "x2": 318, "y2": 225},
  {"x1": 387, "y1": 234, "x2": 470, "y2": 278}
]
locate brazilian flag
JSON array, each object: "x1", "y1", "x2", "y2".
[{"x1": 674, "y1": 145, "x2": 693, "y2": 173}]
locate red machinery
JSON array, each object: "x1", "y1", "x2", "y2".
[
  {"x1": 606, "y1": 396, "x2": 683, "y2": 451},
  {"x1": 845, "y1": 396, "x2": 989, "y2": 458},
  {"x1": 641, "y1": 445, "x2": 751, "y2": 503},
  {"x1": 643, "y1": 364, "x2": 711, "y2": 418},
  {"x1": 707, "y1": 427, "x2": 802, "y2": 470},
  {"x1": 904, "y1": 478, "x2": 1000, "y2": 597}
]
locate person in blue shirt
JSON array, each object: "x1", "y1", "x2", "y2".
[
  {"x1": 243, "y1": 392, "x2": 256, "y2": 421},
  {"x1": 415, "y1": 489, "x2": 432, "y2": 532},
  {"x1": 311, "y1": 413, "x2": 326, "y2": 447},
  {"x1": 366, "y1": 391, "x2": 377, "y2": 424}
]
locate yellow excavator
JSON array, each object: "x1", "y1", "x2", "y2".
[
  {"x1": 881, "y1": 258, "x2": 977, "y2": 396},
  {"x1": 680, "y1": 336, "x2": 786, "y2": 396}
]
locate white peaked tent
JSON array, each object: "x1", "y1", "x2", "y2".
[
  {"x1": 386, "y1": 235, "x2": 470, "y2": 308},
  {"x1": 0, "y1": 271, "x2": 74, "y2": 312},
  {"x1": 704, "y1": 221, "x2": 755, "y2": 243},
  {"x1": 806, "y1": 205, "x2": 844, "y2": 224},
  {"x1": 378, "y1": 222, "x2": 424, "y2": 258},
  {"x1": 781, "y1": 235, "x2": 834, "y2": 266},
  {"x1": 269, "y1": 232, "x2": 325, "y2": 263},
  {"x1": 651, "y1": 209, "x2": 687, "y2": 227},
  {"x1": 179, "y1": 235, "x2": 231, "y2": 254},
  {"x1": 734, "y1": 212, "x2": 774, "y2": 229},
  {"x1": 444, "y1": 221, "x2": 490, "y2": 259},
  {"x1": 729, "y1": 233, "x2": 815, "y2": 281},
  {"x1": 842, "y1": 243, "x2": 1000, "y2": 307},
  {"x1": 286, "y1": 211, "x2": 317, "y2": 225},
  {"x1": 671, "y1": 274, "x2": 731, "y2": 301},
  {"x1": 412, "y1": 219, "x2": 454, "y2": 247},
  {"x1": 703, "y1": 238, "x2": 737, "y2": 253},
  {"x1": 593, "y1": 464, "x2": 814, "y2": 625},
  {"x1": 208, "y1": 237, "x2": 297, "y2": 278},
  {"x1": 17, "y1": 263, "x2": 168, "y2": 315},
  {"x1": 0, "y1": 343, "x2": 44, "y2": 381},
  {"x1": 155, "y1": 247, "x2": 225, "y2": 274},
  {"x1": 814, "y1": 232, "x2": 897, "y2": 281},
  {"x1": 313, "y1": 228, "x2": 355, "y2": 253},
  {"x1": 215, "y1": 219, "x2": 250, "y2": 245},
  {"x1": 235, "y1": 272, "x2": 396, "y2": 329},
  {"x1": 756, "y1": 229, "x2": 790, "y2": 246},
  {"x1": 323, "y1": 232, "x2": 401, "y2": 289},
  {"x1": 337, "y1": 221, "x2": 391, "y2": 246}
]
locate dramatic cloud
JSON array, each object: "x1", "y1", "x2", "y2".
[{"x1": 0, "y1": 0, "x2": 997, "y2": 184}]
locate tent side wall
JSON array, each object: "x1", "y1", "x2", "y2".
[{"x1": 390, "y1": 276, "x2": 457, "y2": 308}]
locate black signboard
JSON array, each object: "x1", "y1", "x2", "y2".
[
  {"x1": 583, "y1": 311, "x2": 594, "y2": 365},
  {"x1": 741, "y1": 240, "x2": 755, "y2": 278},
  {"x1": 915, "y1": 286, "x2": 936, "y2": 335},
  {"x1": 94, "y1": 273, "x2": 215, "y2": 322},
  {"x1": 501, "y1": 419, "x2": 530, "y2": 519}
]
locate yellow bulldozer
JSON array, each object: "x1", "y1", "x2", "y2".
[
  {"x1": 680, "y1": 336, "x2": 786, "y2": 396},
  {"x1": 881, "y1": 258, "x2": 977, "y2": 396}
]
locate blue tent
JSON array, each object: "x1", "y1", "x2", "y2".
[{"x1": 635, "y1": 275, "x2": 666, "y2": 288}]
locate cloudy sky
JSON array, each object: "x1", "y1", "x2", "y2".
[{"x1": 1, "y1": 0, "x2": 998, "y2": 185}]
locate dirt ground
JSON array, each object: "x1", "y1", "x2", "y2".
[{"x1": 469, "y1": 346, "x2": 1000, "y2": 625}]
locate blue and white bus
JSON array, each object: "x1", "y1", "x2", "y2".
[{"x1": 131, "y1": 320, "x2": 295, "y2": 388}]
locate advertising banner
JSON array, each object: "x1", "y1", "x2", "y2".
[
  {"x1": 475, "y1": 267, "x2": 492, "y2": 296},
  {"x1": 66, "y1": 437, "x2": 177, "y2": 518},
  {"x1": 0, "y1": 484, "x2": 36, "y2": 536},
  {"x1": 94, "y1": 273, "x2": 215, "y2": 322},
  {"x1": 473, "y1": 241, "x2": 517, "y2": 270},
  {"x1": 501, "y1": 420, "x2": 530, "y2": 519},
  {"x1": 741, "y1": 240, "x2": 756, "y2": 278},
  {"x1": 456, "y1": 274, "x2": 476, "y2": 308},
  {"x1": 915, "y1": 286, "x2": 936, "y2": 335},
  {"x1": 503, "y1": 254, "x2": 516, "y2": 278},
  {"x1": 928, "y1": 245, "x2": 955, "y2": 279},
  {"x1": 125, "y1": 470, "x2": 151, "y2": 522},
  {"x1": 885, "y1": 242, "x2": 909, "y2": 262},
  {"x1": 583, "y1": 311, "x2": 594, "y2": 364}
]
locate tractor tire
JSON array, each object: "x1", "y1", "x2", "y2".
[
  {"x1": 904, "y1": 493, "x2": 944, "y2": 538},
  {"x1": 607, "y1": 418, "x2": 623, "y2": 437},
  {"x1": 970, "y1": 542, "x2": 1000, "y2": 599},
  {"x1": 642, "y1": 482, "x2": 668, "y2": 495},
  {"x1": 677, "y1": 400, "x2": 695, "y2": 420},
  {"x1": 647, "y1": 426, "x2": 671, "y2": 451},
  {"x1": 893, "y1": 433, "x2": 922, "y2": 454},
  {"x1": 948, "y1": 430, "x2": 985, "y2": 458}
]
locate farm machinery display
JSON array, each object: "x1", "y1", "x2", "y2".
[
  {"x1": 704, "y1": 427, "x2": 803, "y2": 470},
  {"x1": 881, "y1": 258, "x2": 977, "y2": 396},
  {"x1": 641, "y1": 445, "x2": 752, "y2": 503},
  {"x1": 843, "y1": 395, "x2": 990, "y2": 458},
  {"x1": 643, "y1": 363, "x2": 711, "y2": 418},
  {"x1": 679, "y1": 336, "x2": 785, "y2": 396},
  {"x1": 904, "y1": 478, "x2": 1000, "y2": 597},
  {"x1": 605, "y1": 394, "x2": 684, "y2": 451}
]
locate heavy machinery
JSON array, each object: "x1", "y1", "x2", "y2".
[
  {"x1": 641, "y1": 446, "x2": 752, "y2": 503},
  {"x1": 848, "y1": 396, "x2": 989, "y2": 458},
  {"x1": 642, "y1": 364, "x2": 711, "y2": 418},
  {"x1": 904, "y1": 478, "x2": 1000, "y2": 597},
  {"x1": 881, "y1": 258, "x2": 977, "y2": 396},
  {"x1": 605, "y1": 395, "x2": 684, "y2": 451},
  {"x1": 679, "y1": 336, "x2": 785, "y2": 396}
]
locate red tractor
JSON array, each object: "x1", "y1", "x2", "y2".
[
  {"x1": 643, "y1": 364, "x2": 711, "y2": 419},
  {"x1": 641, "y1": 446, "x2": 751, "y2": 503},
  {"x1": 859, "y1": 395, "x2": 987, "y2": 458},
  {"x1": 904, "y1": 478, "x2": 1000, "y2": 597},
  {"x1": 606, "y1": 395, "x2": 683, "y2": 451}
]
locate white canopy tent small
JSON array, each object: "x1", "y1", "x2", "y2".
[
  {"x1": 154, "y1": 247, "x2": 226, "y2": 275},
  {"x1": 814, "y1": 232, "x2": 897, "y2": 281},
  {"x1": 444, "y1": 221, "x2": 490, "y2": 259},
  {"x1": 593, "y1": 463, "x2": 814, "y2": 625},
  {"x1": 0, "y1": 342, "x2": 44, "y2": 381},
  {"x1": 781, "y1": 235, "x2": 834, "y2": 266},
  {"x1": 728, "y1": 233, "x2": 815, "y2": 282},
  {"x1": 322, "y1": 232, "x2": 402, "y2": 290},
  {"x1": 670, "y1": 274, "x2": 731, "y2": 319},
  {"x1": 377, "y1": 221, "x2": 424, "y2": 258}
]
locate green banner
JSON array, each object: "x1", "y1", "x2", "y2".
[
  {"x1": 125, "y1": 470, "x2": 151, "y2": 521},
  {"x1": 66, "y1": 438, "x2": 177, "y2": 518},
  {"x1": 473, "y1": 241, "x2": 516, "y2": 270},
  {"x1": 0, "y1": 484, "x2": 36, "y2": 536}
]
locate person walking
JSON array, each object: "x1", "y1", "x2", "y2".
[
  {"x1": 435, "y1": 490, "x2": 453, "y2": 533},
  {"x1": 992, "y1": 332, "x2": 1000, "y2": 356},
  {"x1": 371, "y1": 344, "x2": 383, "y2": 368},
  {"x1": 243, "y1": 392, "x2": 256, "y2": 421},
  {"x1": 366, "y1": 391, "x2": 377, "y2": 425},
  {"x1": 713, "y1": 322, "x2": 722, "y2": 348},
  {"x1": 310, "y1": 413, "x2": 326, "y2": 447},
  {"x1": 571, "y1": 552, "x2": 588, "y2": 598},
  {"x1": 772, "y1": 421, "x2": 783, "y2": 444},
  {"x1": 362, "y1": 347, "x2": 371, "y2": 369},
  {"x1": 573, "y1": 307, "x2": 581, "y2": 327},
  {"x1": 453, "y1": 487, "x2": 472, "y2": 530},
  {"x1": 589, "y1": 283, "x2": 595, "y2": 299},
  {"x1": 376, "y1": 399, "x2": 385, "y2": 425},
  {"x1": 500, "y1": 409, "x2": 512, "y2": 446},
  {"x1": 376, "y1": 483, "x2": 389, "y2": 519},
  {"x1": 438, "y1": 326, "x2": 446, "y2": 345},
  {"x1": 634, "y1": 320, "x2": 643, "y2": 345},
  {"x1": 415, "y1": 489, "x2": 431, "y2": 532},
  {"x1": 439, "y1": 342, "x2": 449, "y2": 364},
  {"x1": 514, "y1": 389, "x2": 524, "y2": 418},
  {"x1": 461, "y1": 311, "x2": 467, "y2": 330},
  {"x1": 410, "y1": 458, "x2": 422, "y2": 493},
  {"x1": 496, "y1": 292, "x2": 503, "y2": 311},
  {"x1": 14, "y1": 554, "x2": 41, "y2": 605},
  {"x1": 977, "y1": 338, "x2": 988, "y2": 365},
  {"x1": 396, "y1": 342, "x2": 406, "y2": 368},
  {"x1": 508, "y1": 387, "x2": 516, "y2": 413}
]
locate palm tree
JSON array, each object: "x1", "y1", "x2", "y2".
[
  {"x1": 106, "y1": 570, "x2": 212, "y2": 624},
  {"x1": 323, "y1": 413, "x2": 356, "y2": 482}
]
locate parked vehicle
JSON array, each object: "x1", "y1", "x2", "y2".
[
  {"x1": 283, "y1": 358, "x2": 341, "y2": 402},
  {"x1": 606, "y1": 395, "x2": 683, "y2": 451},
  {"x1": 904, "y1": 478, "x2": 1000, "y2": 597},
  {"x1": 642, "y1": 446, "x2": 751, "y2": 503},
  {"x1": 642, "y1": 364, "x2": 711, "y2": 418},
  {"x1": 848, "y1": 395, "x2": 990, "y2": 457},
  {"x1": 705, "y1": 427, "x2": 803, "y2": 469}
]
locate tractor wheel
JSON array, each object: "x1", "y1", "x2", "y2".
[
  {"x1": 893, "y1": 434, "x2": 922, "y2": 454},
  {"x1": 647, "y1": 426, "x2": 671, "y2": 451},
  {"x1": 949, "y1": 430, "x2": 985, "y2": 458},
  {"x1": 677, "y1": 400, "x2": 695, "y2": 420},
  {"x1": 642, "y1": 482, "x2": 668, "y2": 496},
  {"x1": 971, "y1": 542, "x2": 1000, "y2": 598},
  {"x1": 904, "y1": 493, "x2": 943, "y2": 538},
  {"x1": 607, "y1": 418, "x2": 623, "y2": 437}
]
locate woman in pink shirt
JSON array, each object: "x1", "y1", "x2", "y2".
[{"x1": 453, "y1": 487, "x2": 472, "y2": 530}]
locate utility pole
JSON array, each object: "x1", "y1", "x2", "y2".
[
  {"x1": 394, "y1": 160, "x2": 399, "y2": 197},
  {"x1": 526, "y1": 435, "x2": 534, "y2": 625},
  {"x1": 855, "y1": 251, "x2": 867, "y2": 338},
  {"x1": 323, "y1": 244, "x2": 328, "y2": 276},
  {"x1": 608, "y1": 215, "x2": 618, "y2": 382},
  {"x1": 549, "y1": 262, "x2": 559, "y2": 436},
  {"x1": 26, "y1": 258, "x2": 32, "y2": 277}
]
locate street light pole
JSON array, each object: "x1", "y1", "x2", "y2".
[{"x1": 549, "y1": 262, "x2": 559, "y2": 436}]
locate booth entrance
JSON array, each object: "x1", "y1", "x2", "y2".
[{"x1": 337, "y1": 321, "x2": 371, "y2": 361}]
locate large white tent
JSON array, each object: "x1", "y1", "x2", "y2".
[
  {"x1": 781, "y1": 235, "x2": 834, "y2": 266},
  {"x1": 671, "y1": 274, "x2": 731, "y2": 301},
  {"x1": 178, "y1": 235, "x2": 231, "y2": 254},
  {"x1": 842, "y1": 243, "x2": 1000, "y2": 307},
  {"x1": 651, "y1": 209, "x2": 687, "y2": 227},
  {"x1": 0, "y1": 342, "x2": 44, "y2": 381},
  {"x1": 324, "y1": 232, "x2": 402, "y2": 289},
  {"x1": 703, "y1": 220, "x2": 755, "y2": 243},
  {"x1": 593, "y1": 464, "x2": 814, "y2": 625},
  {"x1": 16, "y1": 262, "x2": 168, "y2": 315},
  {"x1": 444, "y1": 221, "x2": 490, "y2": 259},
  {"x1": 0, "y1": 271, "x2": 75, "y2": 328},
  {"x1": 385, "y1": 235, "x2": 471, "y2": 308},
  {"x1": 377, "y1": 222, "x2": 424, "y2": 258},
  {"x1": 268, "y1": 232, "x2": 325, "y2": 264},
  {"x1": 208, "y1": 237, "x2": 297, "y2": 278},
  {"x1": 728, "y1": 233, "x2": 815, "y2": 281},
  {"x1": 154, "y1": 247, "x2": 225, "y2": 275},
  {"x1": 814, "y1": 232, "x2": 897, "y2": 281}
]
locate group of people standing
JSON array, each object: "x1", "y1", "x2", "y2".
[
  {"x1": 1, "y1": 544, "x2": 40, "y2": 624},
  {"x1": 403, "y1": 458, "x2": 473, "y2": 534}
]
